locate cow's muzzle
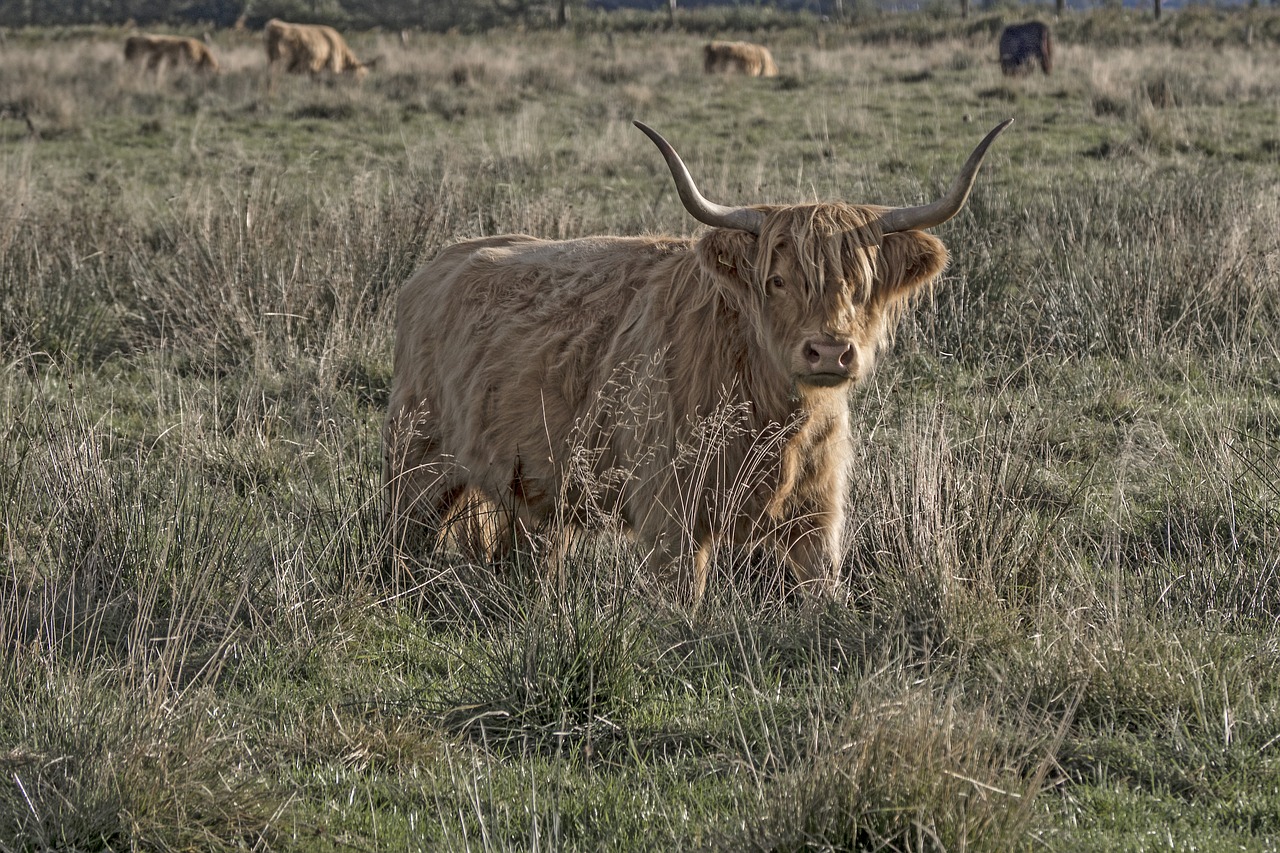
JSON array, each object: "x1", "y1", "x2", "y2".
[{"x1": 800, "y1": 339, "x2": 855, "y2": 386}]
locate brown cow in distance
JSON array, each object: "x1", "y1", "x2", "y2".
[
  {"x1": 384, "y1": 119, "x2": 1012, "y2": 602},
  {"x1": 264, "y1": 19, "x2": 370, "y2": 79},
  {"x1": 704, "y1": 41, "x2": 778, "y2": 77},
  {"x1": 124, "y1": 34, "x2": 219, "y2": 73}
]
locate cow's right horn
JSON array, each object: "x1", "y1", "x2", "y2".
[
  {"x1": 635, "y1": 121, "x2": 765, "y2": 235},
  {"x1": 877, "y1": 119, "x2": 1013, "y2": 234}
]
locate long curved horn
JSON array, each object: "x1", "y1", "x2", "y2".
[
  {"x1": 877, "y1": 119, "x2": 1013, "y2": 234},
  {"x1": 634, "y1": 120, "x2": 765, "y2": 235}
]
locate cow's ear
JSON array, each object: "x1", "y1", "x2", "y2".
[
  {"x1": 875, "y1": 231, "x2": 948, "y2": 303},
  {"x1": 696, "y1": 229, "x2": 757, "y2": 291}
]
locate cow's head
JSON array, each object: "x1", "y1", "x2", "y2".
[
  {"x1": 636, "y1": 120, "x2": 1010, "y2": 392},
  {"x1": 348, "y1": 55, "x2": 379, "y2": 80}
]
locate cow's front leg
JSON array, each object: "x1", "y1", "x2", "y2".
[
  {"x1": 640, "y1": 529, "x2": 715, "y2": 607},
  {"x1": 772, "y1": 507, "x2": 844, "y2": 596}
]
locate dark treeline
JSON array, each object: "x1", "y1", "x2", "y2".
[
  {"x1": 2, "y1": 0, "x2": 1275, "y2": 34},
  {"x1": 0, "y1": 0, "x2": 837, "y2": 31},
  {"x1": 0, "y1": 1, "x2": 475, "y2": 29}
]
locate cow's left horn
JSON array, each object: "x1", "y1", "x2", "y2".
[
  {"x1": 635, "y1": 121, "x2": 765, "y2": 235},
  {"x1": 877, "y1": 119, "x2": 1013, "y2": 234}
]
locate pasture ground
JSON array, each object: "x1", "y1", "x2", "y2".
[{"x1": 2, "y1": 12, "x2": 1279, "y2": 851}]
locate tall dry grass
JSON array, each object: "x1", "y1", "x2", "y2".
[{"x1": 1, "y1": 18, "x2": 1278, "y2": 850}]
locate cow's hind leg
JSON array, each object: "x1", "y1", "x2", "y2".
[
  {"x1": 385, "y1": 408, "x2": 466, "y2": 548},
  {"x1": 384, "y1": 404, "x2": 525, "y2": 569},
  {"x1": 438, "y1": 487, "x2": 514, "y2": 564}
]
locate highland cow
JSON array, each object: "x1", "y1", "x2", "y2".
[
  {"x1": 703, "y1": 41, "x2": 778, "y2": 77},
  {"x1": 124, "y1": 34, "x2": 219, "y2": 73},
  {"x1": 999, "y1": 21, "x2": 1053, "y2": 76},
  {"x1": 384, "y1": 119, "x2": 1012, "y2": 601},
  {"x1": 264, "y1": 18, "x2": 370, "y2": 78}
]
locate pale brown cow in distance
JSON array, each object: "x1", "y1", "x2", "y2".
[
  {"x1": 264, "y1": 18, "x2": 370, "y2": 79},
  {"x1": 124, "y1": 34, "x2": 219, "y2": 73},
  {"x1": 704, "y1": 40, "x2": 778, "y2": 77},
  {"x1": 384, "y1": 119, "x2": 1012, "y2": 602}
]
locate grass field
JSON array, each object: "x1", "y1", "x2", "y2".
[{"x1": 2, "y1": 10, "x2": 1280, "y2": 851}]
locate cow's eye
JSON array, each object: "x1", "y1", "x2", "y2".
[{"x1": 766, "y1": 275, "x2": 786, "y2": 291}]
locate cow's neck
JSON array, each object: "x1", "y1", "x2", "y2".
[{"x1": 661, "y1": 282, "x2": 807, "y2": 430}]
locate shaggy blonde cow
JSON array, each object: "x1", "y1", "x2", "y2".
[
  {"x1": 124, "y1": 34, "x2": 219, "y2": 73},
  {"x1": 703, "y1": 40, "x2": 778, "y2": 77},
  {"x1": 385, "y1": 120, "x2": 1011, "y2": 601},
  {"x1": 264, "y1": 19, "x2": 370, "y2": 79}
]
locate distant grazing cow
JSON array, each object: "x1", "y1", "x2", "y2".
[
  {"x1": 999, "y1": 21, "x2": 1053, "y2": 76},
  {"x1": 703, "y1": 41, "x2": 778, "y2": 77},
  {"x1": 124, "y1": 34, "x2": 219, "y2": 73},
  {"x1": 384, "y1": 119, "x2": 1011, "y2": 601},
  {"x1": 264, "y1": 18, "x2": 370, "y2": 79}
]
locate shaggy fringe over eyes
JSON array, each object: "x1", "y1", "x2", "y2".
[{"x1": 754, "y1": 204, "x2": 882, "y2": 303}]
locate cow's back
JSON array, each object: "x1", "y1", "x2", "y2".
[
  {"x1": 394, "y1": 234, "x2": 676, "y2": 415},
  {"x1": 390, "y1": 234, "x2": 695, "y2": 522}
]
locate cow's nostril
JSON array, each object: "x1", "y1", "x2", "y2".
[
  {"x1": 839, "y1": 345, "x2": 853, "y2": 368},
  {"x1": 805, "y1": 344, "x2": 821, "y2": 365}
]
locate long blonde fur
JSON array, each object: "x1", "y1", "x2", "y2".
[
  {"x1": 703, "y1": 41, "x2": 779, "y2": 77},
  {"x1": 385, "y1": 204, "x2": 948, "y2": 600},
  {"x1": 264, "y1": 19, "x2": 368, "y2": 78},
  {"x1": 124, "y1": 34, "x2": 219, "y2": 73}
]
